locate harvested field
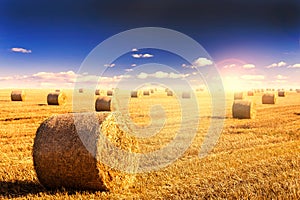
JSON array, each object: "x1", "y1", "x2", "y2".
[{"x1": 0, "y1": 89, "x2": 300, "y2": 199}]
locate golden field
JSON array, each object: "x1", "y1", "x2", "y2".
[{"x1": 0, "y1": 89, "x2": 299, "y2": 199}]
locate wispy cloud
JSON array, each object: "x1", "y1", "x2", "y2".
[
  {"x1": 242, "y1": 64, "x2": 255, "y2": 69},
  {"x1": 104, "y1": 63, "x2": 115, "y2": 67},
  {"x1": 287, "y1": 63, "x2": 300, "y2": 68},
  {"x1": 240, "y1": 75, "x2": 265, "y2": 80},
  {"x1": 132, "y1": 53, "x2": 154, "y2": 58},
  {"x1": 132, "y1": 48, "x2": 138, "y2": 52},
  {"x1": 266, "y1": 61, "x2": 287, "y2": 68},
  {"x1": 223, "y1": 64, "x2": 236, "y2": 68},
  {"x1": 125, "y1": 68, "x2": 133, "y2": 72},
  {"x1": 11, "y1": 47, "x2": 32, "y2": 53}
]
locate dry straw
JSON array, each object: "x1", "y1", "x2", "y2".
[
  {"x1": 107, "y1": 90, "x2": 113, "y2": 96},
  {"x1": 182, "y1": 91, "x2": 191, "y2": 99},
  {"x1": 47, "y1": 92, "x2": 67, "y2": 105},
  {"x1": 167, "y1": 90, "x2": 173, "y2": 96},
  {"x1": 11, "y1": 90, "x2": 26, "y2": 101},
  {"x1": 232, "y1": 100, "x2": 256, "y2": 119},
  {"x1": 234, "y1": 92, "x2": 243, "y2": 100},
  {"x1": 33, "y1": 112, "x2": 138, "y2": 191},
  {"x1": 95, "y1": 96, "x2": 111, "y2": 111},
  {"x1": 278, "y1": 91, "x2": 285, "y2": 97},
  {"x1": 143, "y1": 90, "x2": 150, "y2": 96},
  {"x1": 262, "y1": 93, "x2": 276, "y2": 104},
  {"x1": 131, "y1": 91, "x2": 138, "y2": 98}
]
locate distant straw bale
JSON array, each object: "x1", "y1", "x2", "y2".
[
  {"x1": 11, "y1": 90, "x2": 26, "y2": 101},
  {"x1": 95, "y1": 96, "x2": 111, "y2": 111},
  {"x1": 107, "y1": 90, "x2": 113, "y2": 96},
  {"x1": 182, "y1": 91, "x2": 191, "y2": 99},
  {"x1": 95, "y1": 89, "x2": 100, "y2": 95},
  {"x1": 167, "y1": 90, "x2": 173, "y2": 96},
  {"x1": 143, "y1": 90, "x2": 150, "y2": 96},
  {"x1": 247, "y1": 91, "x2": 254, "y2": 96},
  {"x1": 79, "y1": 88, "x2": 84, "y2": 93},
  {"x1": 33, "y1": 112, "x2": 138, "y2": 191},
  {"x1": 232, "y1": 100, "x2": 256, "y2": 119},
  {"x1": 55, "y1": 89, "x2": 60, "y2": 92},
  {"x1": 234, "y1": 92, "x2": 243, "y2": 100},
  {"x1": 131, "y1": 91, "x2": 138, "y2": 98},
  {"x1": 47, "y1": 92, "x2": 67, "y2": 105},
  {"x1": 278, "y1": 91, "x2": 285, "y2": 97},
  {"x1": 262, "y1": 93, "x2": 276, "y2": 104}
]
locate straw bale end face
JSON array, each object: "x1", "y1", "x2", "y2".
[
  {"x1": 278, "y1": 91, "x2": 285, "y2": 97},
  {"x1": 130, "y1": 91, "x2": 138, "y2": 98},
  {"x1": 11, "y1": 90, "x2": 26, "y2": 101},
  {"x1": 33, "y1": 112, "x2": 138, "y2": 191},
  {"x1": 47, "y1": 92, "x2": 67, "y2": 105},
  {"x1": 232, "y1": 100, "x2": 256, "y2": 119}
]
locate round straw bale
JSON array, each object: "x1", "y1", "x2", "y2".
[
  {"x1": 131, "y1": 91, "x2": 138, "y2": 98},
  {"x1": 33, "y1": 112, "x2": 138, "y2": 191},
  {"x1": 11, "y1": 90, "x2": 26, "y2": 101},
  {"x1": 150, "y1": 89, "x2": 154, "y2": 93},
  {"x1": 262, "y1": 93, "x2": 276, "y2": 104},
  {"x1": 95, "y1": 89, "x2": 100, "y2": 95},
  {"x1": 296, "y1": 89, "x2": 300, "y2": 93},
  {"x1": 47, "y1": 92, "x2": 67, "y2": 105},
  {"x1": 107, "y1": 90, "x2": 113, "y2": 96},
  {"x1": 167, "y1": 90, "x2": 173, "y2": 96},
  {"x1": 143, "y1": 90, "x2": 150, "y2": 96},
  {"x1": 278, "y1": 91, "x2": 285, "y2": 97},
  {"x1": 79, "y1": 88, "x2": 84, "y2": 93},
  {"x1": 55, "y1": 89, "x2": 60, "y2": 92},
  {"x1": 234, "y1": 92, "x2": 243, "y2": 100},
  {"x1": 247, "y1": 91, "x2": 254, "y2": 96},
  {"x1": 182, "y1": 91, "x2": 191, "y2": 99},
  {"x1": 232, "y1": 100, "x2": 256, "y2": 119},
  {"x1": 95, "y1": 96, "x2": 111, "y2": 111}
]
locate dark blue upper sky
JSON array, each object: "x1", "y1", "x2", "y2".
[{"x1": 0, "y1": 0, "x2": 299, "y2": 89}]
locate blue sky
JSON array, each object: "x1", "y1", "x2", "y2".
[{"x1": 0, "y1": 0, "x2": 299, "y2": 89}]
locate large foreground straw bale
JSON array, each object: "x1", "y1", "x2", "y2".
[
  {"x1": 262, "y1": 93, "x2": 276, "y2": 104},
  {"x1": 47, "y1": 92, "x2": 67, "y2": 105},
  {"x1": 95, "y1": 96, "x2": 111, "y2": 111},
  {"x1": 11, "y1": 90, "x2": 26, "y2": 101},
  {"x1": 33, "y1": 112, "x2": 138, "y2": 191},
  {"x1": 234, "y1": 92, "x2": 243, "y2": 100},
  {"x1": 232, "y1": 100, "x2": 256, "y2": 119}
]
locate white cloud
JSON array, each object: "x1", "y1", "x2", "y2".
[
  {"x1": 275, "y1": 75, "x2": 288, "y2": 80},
  {"x1": 193, "y1": 57, "x2": 213, "y2": 67},
  {"x1": 104, "y1": 63, "x2": 115, "y2": 67},
  {"x1": 125, "y1": 68, "x2": 133, "y2": 72},
  {"x1": 137, "y1": 72, "x2": 148, "y2": 79},
  {"x1": 132, "y1": 53, "x2": 154, "y2": 58},
  {"x1": 266, "y1": 61, "x2": 287, "y2": 68},
  {"x1": 242, "y1": 64, "x2": 255, "y2": 69},
  {"x1": 241, "y1": 75, "x2": 265, "y2": 80},
  {"x1": 11, "y1": 47, "x2": 32, "y2": 53},
  {"x1": 182, "y1": 64, "x2": 187, "y2": 68},
  {"x1": 287, "y1": 63, "x2": 300, "y2": 68},
  {"x1": 154, "y1": 71, "x2": 169, "y2": 78},
  {"x1": 131, "y1": 64, "x2": 137, "y2": 67},
  {"x1": 132, "y1": 48, "x2": 138, "y2": 52}
]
